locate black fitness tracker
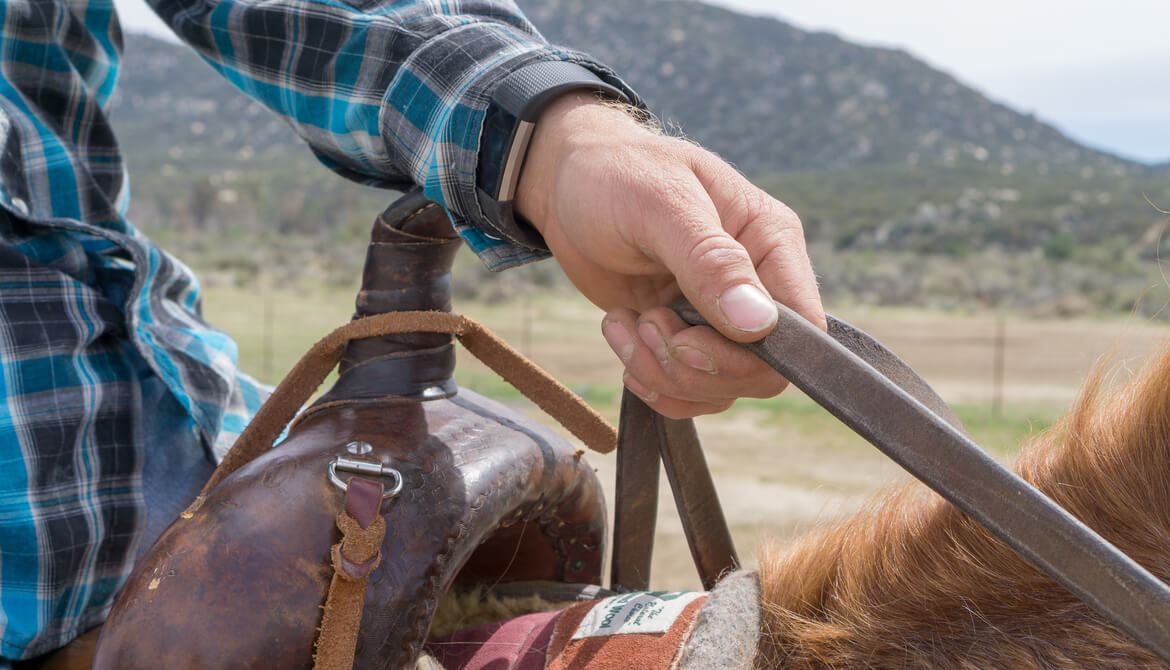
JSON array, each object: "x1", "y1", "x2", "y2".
[{"x1": 476, "y1": 61, "x2": 629, "y2": 249}]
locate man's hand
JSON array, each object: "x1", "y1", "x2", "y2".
[{"x1": 515, "y1": 92, "x2": 825, "y2": 419}]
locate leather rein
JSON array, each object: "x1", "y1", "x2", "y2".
[
  {"x1": 192, "y1": 295, "x2": 1170, "y2": 665},
  {"x1": 618, "y1": 298, "x2": 1170, "y2": 665}
]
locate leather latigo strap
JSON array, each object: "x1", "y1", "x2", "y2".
[{"x1": 670, "y1": 298, "x2": 1170, "y2": 665}]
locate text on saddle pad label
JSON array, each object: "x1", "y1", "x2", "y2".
[{"x1": 571, "y1": 591, "x2": 705, "y2": 639}]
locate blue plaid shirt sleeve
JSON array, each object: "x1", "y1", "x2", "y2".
[{"x1": 148, "y1": 0, "x2": 638, "y2": 269}]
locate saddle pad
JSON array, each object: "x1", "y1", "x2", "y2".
[
  {"x1": 547, "y1": 592, "x2": 708, "y2": 670},
  {"x1": 426, "y1": 592, "x2": 707, "y2": 669}
]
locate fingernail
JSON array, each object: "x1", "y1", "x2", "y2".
[
  {"x1": 623, "y1": 372, "x2": 659, "y2": 403},
  {"x1": 637, "y1": 320, "x2": 669, "y2": 364},
  {"x1": 672, "y1": 345, "x2": 717, "y2": 374},
  {"x1": 717, "y1": 284, "x2": 777, "y2": 333},
  {"x1": 602, "y1": 320, "x2": 635, "y2": 362}
]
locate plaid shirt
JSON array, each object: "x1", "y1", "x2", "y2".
[{"x1": 0, "y1": 0, "x2": 632, "y2": 659}]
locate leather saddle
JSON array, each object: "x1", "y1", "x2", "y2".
[
  {"x1": 82, "y1": 189, "x2": 968, "y2": 669},
  {"x1": 93, "y1": 190, "x2": 609, "y2": 668}
]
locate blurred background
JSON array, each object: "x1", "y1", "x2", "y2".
[{"x1": 110, "y1": 0, "x2": 1170, "y2": 588}]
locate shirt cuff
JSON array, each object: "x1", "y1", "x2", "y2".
[{"x1": 379, "y1": 24, "x2": 641, "y2": 271}]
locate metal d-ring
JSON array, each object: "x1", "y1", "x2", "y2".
[{"x1": 328, "y1": 455, "x2": 404, "y2": 499}]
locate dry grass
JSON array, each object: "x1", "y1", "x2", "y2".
[{"x1": 202, "y1": 286, "x2": 1170, "y2": 591}]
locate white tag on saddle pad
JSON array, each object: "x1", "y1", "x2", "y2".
[{"x1": 571, "y1": 591, "x2": 706, "y2": 639}]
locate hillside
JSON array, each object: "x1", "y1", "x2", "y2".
[
  {"x1": 107, "y1": 4, "x2": 1170, "y2": 315},
  {"x1": 110, "y1": 1, "x2": 1148, "y2": 183},
  {"x1": 524, "y1": 0, "x2": 1140, "y2": 178}
]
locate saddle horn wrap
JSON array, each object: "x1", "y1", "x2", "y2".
[{"x1": 93, "y1": 191, "x2": 607, "y2": 668}]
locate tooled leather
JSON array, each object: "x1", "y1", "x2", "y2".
[
  {"x1": 350, "y1": 393, "x2": 606, "y2": 667},
  {"x1": 94, "y1": 352, "x2": 606, "y2": 670}
]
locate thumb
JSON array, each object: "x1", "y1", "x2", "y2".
[{"x1": 650, "y1": 214, "x2": 778, "y2": 343}]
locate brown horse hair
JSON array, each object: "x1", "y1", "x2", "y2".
[{"x1": 756, "y1": 342, "x2": 1170, "y2": 669}]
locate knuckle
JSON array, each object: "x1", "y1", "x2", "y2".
[
  {"x1": 683, "y1": 233, "x2": 747, "y2": 272},
  {"x1": 757, "y1": 244, "x2": 818, "y2": 299},
  {"x1": 731, "y1": 186, "x2": 772, "y2": 224},
  {"x1": 758, "y1": 241, "x2": 800, "y2": 270},
  {"x1": 687, "y1": 143, "x2": 731, "y2": 170},
  {"x1": 769, "y1": 197, "x2": 804, "y2": 231}
]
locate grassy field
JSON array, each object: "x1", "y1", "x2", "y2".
[{"x1": 202, "y1": 284, "x2": 1170, "y2": 590}]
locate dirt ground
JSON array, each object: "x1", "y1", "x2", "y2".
[{"x1": 204, "y1": 287, "x2": 1170, "y2": 592}]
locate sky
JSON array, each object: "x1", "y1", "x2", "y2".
[
  {"x1": 708, "y1": 0, "x2": 1170, "y2": 164},
  {"x1": 113, "y1": 0, "x2": 1170, "y2": 164}
]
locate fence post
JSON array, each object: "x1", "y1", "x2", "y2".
[
  {"x1": 263, "y1": 294, "x2": 274, "y2": 383},
  {"x1": 992, "y1": 315, "x2": 1005, "y2": 417},
  {"x1": 521, "y1": 291, "x2": 532, "y2": 358}
]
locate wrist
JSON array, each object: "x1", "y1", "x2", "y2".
[
  {"x1": 515, "y1": 92, "x2": 653, "y2": 233},
  {"x1": 475, "y1": 61, "x2": 633, "y2": 249},
  {"x1": 514, "y1": 91, "x2": 594, "y2": 229}
]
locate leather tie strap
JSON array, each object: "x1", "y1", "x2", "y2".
[
  {"x1": 182, "y1": 311, "x2": 618, "y2": 519},
  {"x1": 314, "y1": 476, "x2": 387, "y2": 670}
]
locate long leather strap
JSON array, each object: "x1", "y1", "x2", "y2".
[
  {"x1": 611, "y1": 391, "x2": 740, "y2": 592},
  {"x1": 610, "y1": 391, "x2": 662, "y2": 591},
  {"x1": 183, "y1": 310, "x2": 618, "y2": 518},
  {"x1": 653, "y1": 407, "x2": 739, "y2": 591},
  {"x1": 670, "y1": 298, "x2": 1170, "y2": 664}
]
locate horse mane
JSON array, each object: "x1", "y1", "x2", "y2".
[{"x1": 757, "y1": 341, "x2": 1170, "y2": 669}]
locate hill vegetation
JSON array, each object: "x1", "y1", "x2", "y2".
[
  {"x1": 108, "y1": 1, "x2": 1170, "y2": 316},
  {"x1": 525, "y1": 0, "x2": 1138, "y2": 178}
]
